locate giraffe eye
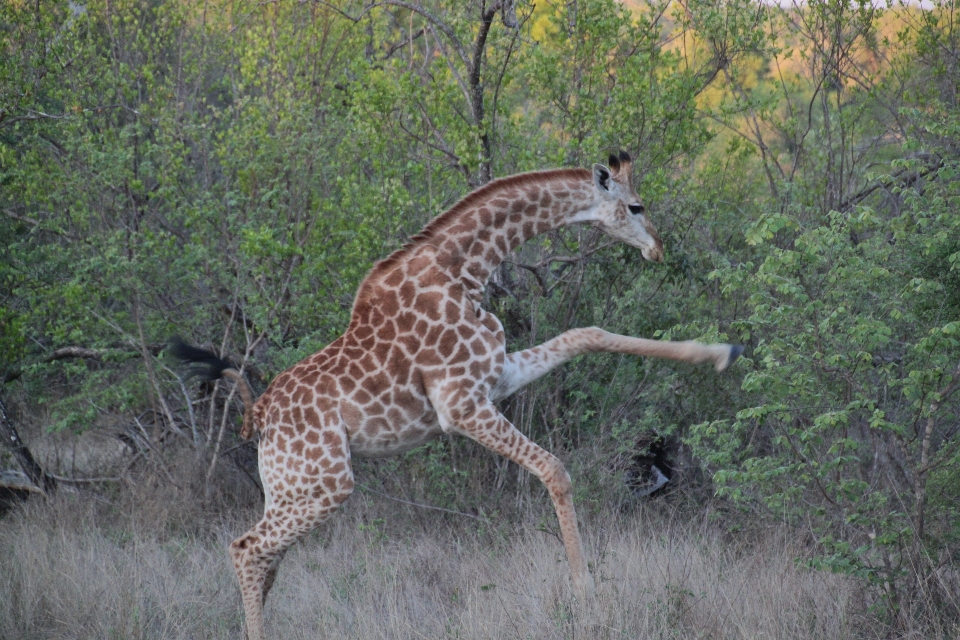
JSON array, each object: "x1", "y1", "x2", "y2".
[{"x1": 628, "y1": 204, "x2": 645, "y2": 215}]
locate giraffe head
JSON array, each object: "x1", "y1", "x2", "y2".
[{"x1": 589, "y1": 151, "x2": 664, "y2": 263}]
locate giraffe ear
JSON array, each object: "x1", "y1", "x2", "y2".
[
  {"x1": 607, "y1": 153, "x2": 621, "y2": 173},
  {"x1": 593, "y1": 164, "x2": 612, "y2": 193}
]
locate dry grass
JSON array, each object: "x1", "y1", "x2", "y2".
[{"x1": 0, "y1": 475, "x2": 900, "y2": 640}]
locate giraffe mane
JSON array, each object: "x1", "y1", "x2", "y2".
[{"x1": 369, "y1": 167, "x2": 591, "y2": 277}]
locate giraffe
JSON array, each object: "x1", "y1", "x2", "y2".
[{"x1": 174, "y1": 152, "x2": 742, "y2": 640}]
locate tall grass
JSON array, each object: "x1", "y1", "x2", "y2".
[{"x1": 0, "y1": 475, "x2": 900, "y2": 640}]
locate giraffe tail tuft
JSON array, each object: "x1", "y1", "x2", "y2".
[
  {"x1": 168, "y1": 336, "x2": 232, "y2": 380},
  {"x1": 168, "y1": 337, "x2": 259, "y2": 439}
]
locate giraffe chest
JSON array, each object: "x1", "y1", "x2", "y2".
[{"x1": 340, "y1": 306, "x2": 506, "y2": 457}]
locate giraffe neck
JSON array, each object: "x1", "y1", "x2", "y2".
[{"x1": 372, "y1": 168, "x2": 596, "y2": 295}]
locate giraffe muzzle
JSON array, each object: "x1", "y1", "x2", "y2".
[{"x1": 642, "y1": 243, "x2": 665, "y2": 263}]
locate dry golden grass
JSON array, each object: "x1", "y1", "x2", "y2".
[{"x1": 0, "y1": 477, "x2": 897, "y2": 640}]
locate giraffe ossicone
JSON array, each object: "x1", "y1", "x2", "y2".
[{"x1": 173, "y1": 152, "x2": 742, "y2": 640}]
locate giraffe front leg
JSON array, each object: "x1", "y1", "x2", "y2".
[
  {"x1": 599, "y1": 329, "x2": 743, "y2": 372},
  {"x1": 491, "y1": 327, "x2": 742, "y2": 402},
  {"x1": 432, "y1": 391, "x2": 596, "y2": 600}
]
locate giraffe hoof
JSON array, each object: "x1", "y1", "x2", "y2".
[
  {"x1": 574, "y1": 572, "x2": 597, "y2": 602},
  {"x1": 717, "y1": 344, "x2": 744, "y2": 372}
]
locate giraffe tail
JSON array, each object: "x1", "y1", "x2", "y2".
[{"x1": 168, "y1": 337, "x2": 259, "y2": 440}]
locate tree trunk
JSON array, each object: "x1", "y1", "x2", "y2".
[{"x1": 0, "y1": 394, "x2": 56, "y2": 494}]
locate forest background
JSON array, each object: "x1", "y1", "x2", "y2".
[{"x1": 2, "y1": 0, "x2": 960, "y2": 637}]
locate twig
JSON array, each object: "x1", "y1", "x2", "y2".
[
  {"x1": 133, "y1": 415, "x2": 180, "y2": 488},
  {"x1": 158, "y1": 361, "x2": 202, "y2": 448},
  {"x1": 497, "y1": 592, "x2": 525, "y2": 639},
  {"x1": 49, "y1": 473, "x2": 121, "y2": 484},
  {"x1": 221, "y1": 440, "x2": 257, "y2": 456},
  {"x1": 356, "y1": 483, "x2": 487, "y2": 521}
]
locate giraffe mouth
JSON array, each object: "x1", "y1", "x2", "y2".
[
  {"x1": 642, "y1": 244, "x2": 664, "y2": 263},
  {"x1": 643, "y1": 226, "x2": 664, "y2": 262}
]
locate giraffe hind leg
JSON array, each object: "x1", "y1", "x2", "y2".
[
  {"x1": 229, "y1": 523, "x2": 273, "y2": 640},
  {"x1": 261, "y1": 548, "x2": 287, "y2": 604},
  {"x1": 230, "y1": 479, "x2": 354, "y2": 640}
]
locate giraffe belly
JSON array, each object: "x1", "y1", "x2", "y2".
[
  {"x1": 346, "y1": 413, "x2": 444, "y2": 457},
  {"x1": 348, "y1": 420, "x2": 444, "y2": 457},
  {"x1": 340, "y1": 388, "x2": 444, "y2": 458}
]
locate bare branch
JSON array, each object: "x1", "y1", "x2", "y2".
[
  {"x1": 357, "y1": 482, "x2": 487, "y2": 521},
  {"x1": 380, "y1": 0, "x2": 476, "y2": 67}
]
